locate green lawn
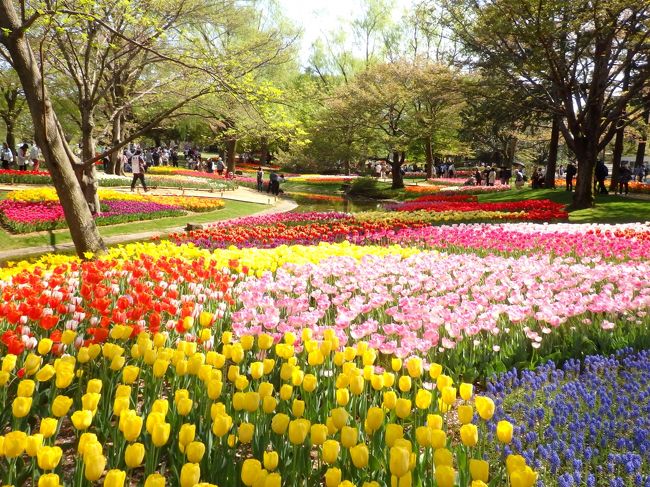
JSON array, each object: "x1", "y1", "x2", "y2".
[
  {"x1": 0, "y1": 200, "x2": 264, "y2": 251},
  {"x1": 478, "y1": 187, "x2": 650, "y2": 223}
]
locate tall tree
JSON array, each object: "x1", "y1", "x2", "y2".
[
  {"x1": 0, "y1": 66, "x2": 24, "y2": 158},
  {"x1": 447, "y1": 0, "x2": 650, "y2": 209},
  {"x1": 0, "y1": 0, "x2": 106, "y2": 255}
]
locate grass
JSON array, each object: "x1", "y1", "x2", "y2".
[
  {"x1": 478, "y1": 187, "x2": 650, "y2": 223},
  {"x1": 0, "y1": 200, "x2": 264, "y2": 252}
]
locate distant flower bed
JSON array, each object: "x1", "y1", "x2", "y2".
[
  {"x1": 286, "y1": 192, "x2": 345, "y2": 202},
  {"x1": 405, "y1": 184, "x2": 511, "y2": 195},
  {"x1": 0, "y1": 188, "x2": 224, "y2": 233},
  {"x1": 0, "y1": 169, "x2": 52, "y2": 185},
  {"x1": 555, "y1": 178, "x2": 650, "y2": 194}
]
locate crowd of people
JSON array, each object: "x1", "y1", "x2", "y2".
[{"x1": 1, "y1": 141, "x2": 41, "y2": 171}]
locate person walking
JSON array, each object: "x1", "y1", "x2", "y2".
[
  {"x1": 595, "y1": 160, "x2": 609, "y2": 195},
  {"x1": 488, "y1": 167, "x2": 497, "y2": 186},
  {"x1": 617, "y1": 164, "x2": 632, "y2": 195},
  {"x1": 1, "y1": 142, "x2": 13, "y2": 170},
  {"x1": 565, "y1": 161, "x2": 577, "y2": 191},
  {"x1": 216, "y1": 157, "x2": 225, "y2": 176},
  {"x1": 130, "y1": 149, "x2": 148, "y2": 192},
  {"x1": 256, "y1": 166, "x2": 264, "y2": 191},
  {"x1": 16, "y1": 144, "x2": 29, "y2": 171},
  {"x1": 29, "y1": 142, "x2": 40, "y2": 170}
]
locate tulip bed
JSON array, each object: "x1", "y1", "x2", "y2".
[
  {"x1": 0, "y1": 189, "x2": 224, "y2": 233},
  {"x1": 0, "y1": 202, "x2": 649, "y2": 485},
  {"x1": 405, "y1": 184, "x2": 512, "y2": 195},
  {"x1": 0, "y1": 169, "x2": 52, "y2": 185},
  {"x1": 168, "y1": 199, "x2": 568, "y2": 249},
  {"x1": 484, "y1": 349, "x2": 650, "y2": 485}
]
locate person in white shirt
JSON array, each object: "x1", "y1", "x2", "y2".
[
  {"x1": 16, "y1": 144, "x2": 29, "y2": 171},
  {"x1": 130, "y1": 149, "x2": 148, "y2": 192},
  {"x1": 1, "y1": 142, "x2": 12, "y2": 170},
  {"x1": 29, "y1": 142, "x2": 40, "y2": 170}
]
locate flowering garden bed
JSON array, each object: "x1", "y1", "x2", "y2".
[
  {"x1": 0, "y1": 188, "x2": 224, "y2": 233},
  {"x1": 0, "y1": 199, "x2": 648, "y2": 484}
]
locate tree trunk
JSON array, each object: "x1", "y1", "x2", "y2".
[
  {"x1": 609, "y1": 122, "x2": 625, "y2": 191},
  {"x1": 0, "y1": 1, "x2": 106, "y2": 256},
  {"x1": 79, "y1": 106, "x2": 101, "y2": 215},
  {"x1": 391, "y1": 150, "x2": 404, "y2": 189},
  {"x1": 424, "y1": 138, "x2": 434, "y2": 179},
  {"x1": 545, "y1": 115, "x2": 560, "y2": 188},
  {"x1": 5, "y1": 120, "x2": 16, "y2": 163},
  {"x1": 226, "y1": 138, "x2": 237, "y2": 173},
  {"x1": 571, "y1": 137, "x2": 598, "y2": 209},
  {"x1": 107, "y1": 114, "x2": 122, "y2": 175},
  {"x1": 344, "y1": 160, "x2": 350, "y2": 175},
  {"x1": 505, "y1": 137, "x2": 517, "y2": 167},
  {"x1": 635, "y1": 101, "x2": 650, "y2": 170},
  {"x1": 259, "y1": 136, "x2": 268, "y2": 166}
]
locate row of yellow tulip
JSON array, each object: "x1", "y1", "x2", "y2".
[{"x1": 0, "y1": 323, "x2": 538, "y2": 486}]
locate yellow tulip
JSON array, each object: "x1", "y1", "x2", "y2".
[
  {"x1": 84, "y1": 453, "x2": 107, "y2": 481},
  {"x1": 458, "y1": 405, "x2": 473, "y2": 425},
  {"x1": 349, "y1": 375, "x2": 364, "y2": 395},
  {"x1": 179, "y1": 424, "x2": 196, "y2": 448},
  {"x1": 288, "y1": 418, "x2": 310, "y2": 445},
  {"x1": 340, "y1": 426, "x2": 358, "y2": 449},
  {"x1": 36, "y1": 365, "x2": 56, "y2": 382},
  {"x1": 497, "y1": 420, "x2": 514, "y2": 444},
  {"x1": 199, "y1": 311, "x2": 213, "y2": 328},
  {"x1": 383, "y1": 423, "x2": 404, "y2": 449},
  {"x1": 415, "y1": 426, "x2": 431, "y2": 447},
  {"x1": 103, "y1": 469, "x2": 126, "y2": 487},
  {"x1": 395, "y1": 398, "x2": 411, "y2": 419},
  {"x1": 250, "y1": 362, "x2": 264, "y2": 380},
  {"x1": 25, "y1": 434, "x2": 44, "y2": 457},
  {"x1": 265, "y1": 472, "x2": 281, "y2": 487},
  {"x1": 271, "y1": 413, "x2": 290, "y2": 435},
  {"x1": 430, "y1": 429, "x2": 447, "y2": 449},
  {"x1": 322, "y1": 439, "x2": 340, "y2": 464},
  {"x1": 176, "y1": 398, "x2": 193, "y2": 416},
  {"x1": 241, "y1": 459, "x2": 262, "y2": 486},
  {"x1": 61, "y1": 330, "x2": 77, "y2": 345},
  {"x1": 475, "y1": 396, "x2": 495, "y2": 420},
  {"x1": 510, "y1": 466, "x2": 538, "y2": 487},
  {"x1": 38, "y1": 338, "x2": 53, "y2": 355},
  {"x1": 38, "y1": 473, "x2": 61, "y2": 487},
  {"x1": 366, "y1": 407, "x2": 384, "y2": 432},
  {"x1": 350, "y1": 443, "x2": 369, "y2": 468},
  {"x1": 2, "y1": 354, "x2": 17, "y2": 372},
  {"x1": 82, "y1": 392, "x2": 101, "y2": 413},
  {"x1": 153, "y1": 359, "x2": 169, "y2": 378},
  {"x1": 436, "y1": 374, "x2": 453, "y2": 392},
  {"x1": 17, "y1": 379, "x2": 35, "y2": 397},
  {"x1": 71, "y1": 410, "x2": 93, "y2": 430},
  {"x1": 434, "y1": 448, "x2": 453, "y2": 467},
  {"x1": 330, "y1": 408, "x2": 348, "y2": 430},
  {"x1": 336, "y1": 388, "x2": 350, "y2": 406},
  {"x1": 179, "y1": 463, "x2": 200, "y2": 487},
  {"x1": 4, "y1": 431, "x2": 26, "y2": 458},
  {"x1": 506, "y1": 454, "x2": 527, "y2": 474},
  {"x1": 459, "y1": 383, "x2": 474, "y2": 400},
  {"x1": 398, "y1": 376, "x2": 411, "y2": 392},
  {"x1": 258, "y1": 333, "x2": 274, "y2": 350},
  {"x1": 152, "y1": 422, "x2": 171, "y2": 447},
  {"x1": 122, "y1": 366, "x2": 140, "y2": 384},
  {"x1": 391, "y1": 358, "x2": 402, "y2": 371},
  {"x1": 51, "y1": 395, "x2": 73, "y2": 417},
  {"x1": 55, "y1": 365, "x2": 75, "y2": 388},
  {"x1": 435, "y1": 465, "x2": 455, "y2": 487},
  {"x1": 292, "y1": 399, "x2": 305, "y2": 418},
  {"x1": 77, "y1": 432, "x2": 98, "y2": 456},
  {"x1": 441, "y1": 386, "x2": 457, "y2": 405},
  {"x1": 383, "y1": 391, "x2": 397, "y2": 410},
  {"x1": 125, "y1": 442, "x2": 145, "y2": 468},
  {"x1": 414, "y1": 389, "x2": 432, "y2": 410},
  {"x1": 279, "y1": 384, "x2": 293, "y2": 401},
  {"x1": 262, "y1": 396, "x2": 277, "y2": 414},
  {"x1": 212, "y1": 414, "x2": 233, "y2": 437},
  {"x1": 406, "y1": 357, "x2": 423, "y2": 378},
  {"x1": 12, "y1": 396, "x2": 32, "y2": 418},
  {"x1": 115, "y1": 384, "x2": 131, "y2": 398},
  {"x1": 24, "y1": 353, "x2": 42, "y2": 375},
  {"x1": 0, "y1": 370, "x2": 10, "y2": 386},
  {"x1": 389, "y1": 446, "x2": 410, "y2": 477},
  {"x1": 470, "y1": 459, "x2": 489, "y2": 482},
  {"x1": 471, "y1": 482, "x2": 488, "y2": 487},
  {"x1": 144, "y1": 475, "x2": 166, "y2": 487},
  {"x1": 207, "y1": 380, "x2": 223, "y2": 400},
  {"x1": 114, "y1": 396, "x2": 130, "y2": 417},
  {"x1": 186, "y1": 442, "x2": 205, "y2": 463},
  {"x1": 40, "y1": 417, "x2": 58, "y2": 438},
  {"x1": 263, "y1": 451, "x2": 279, "y2": 471},
  {"x1": 460, "y1": 423, "x2": 478, "y2": 447},
  {"x1": 324, "y1": 467, "x2": 342, "y2": 487},
  {"x1": 238, "y1": 423, "x2": 255, "y2": 443},
  {"x1": 302, "y1": 374, "x2": 317, "y2": 392}
]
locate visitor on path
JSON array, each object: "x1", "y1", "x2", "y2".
[
  {"x1": 130, "y1": 150, "x2": 148, "y2": 192},
  {"x1": 474, "y1": 169, "x2": 482, "y2": 185},
  {"x1": 515, "y1": 168, "x2": 525, "y2": 188},
  {"x1": 375, "y1": 162, "x2": 382, "y2": 179},
  {"x1": 16, "y1": 144, "x2": 29, "y2": 171},
  {"x1": 487, "y1": 167, "x2": 497, "y2": 186},
  {"x1": 256, "y1": 167, "x2": 264, "y2": 191},
  {"x1": 617, "y1": 165, "x2": 632, "y2": 195},
  {"x1": 595, "y1": 160, "x2": 609, "y2": 195},
  {"x1": 1, "y1": 142, "x2": 12, "y2": 170},
  {"x1": 565, "y1": 162, "x2": 577, "y2": 191},
  {"x1": 171, "y1": 149, "x2": 179, "y2": 167},
  {"x1": 29, "y1": 142, "x2": 40, "y2": 170},
  {"x1": 216, "y1": 157, "x2": 225, "y2": 176}
]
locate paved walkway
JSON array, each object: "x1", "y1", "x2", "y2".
[{"x1": 0, "y1": 195, "x2": 297, "y2": 262}]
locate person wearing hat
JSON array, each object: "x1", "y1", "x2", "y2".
[{"x1": 16, "y1": 144, "x2": 29, "y2": 171}]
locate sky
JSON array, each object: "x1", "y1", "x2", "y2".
[{"x1": 277, "y1": 0, "x2": 413, "y2": 64}]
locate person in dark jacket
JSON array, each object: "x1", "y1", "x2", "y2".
[
  {"x1": 595, "y1": 160, "x2": 609, "y2": 194},
  {"x1": 617, "y1": 165, "x2": 632, "y2": 195},
  {"x1": 565, "y1": 162, "x2": 577, "y2": 192}
]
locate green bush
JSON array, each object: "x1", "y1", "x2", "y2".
[{"x1": 347, "y1": 177, "x2": 387, "y2": 198}]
